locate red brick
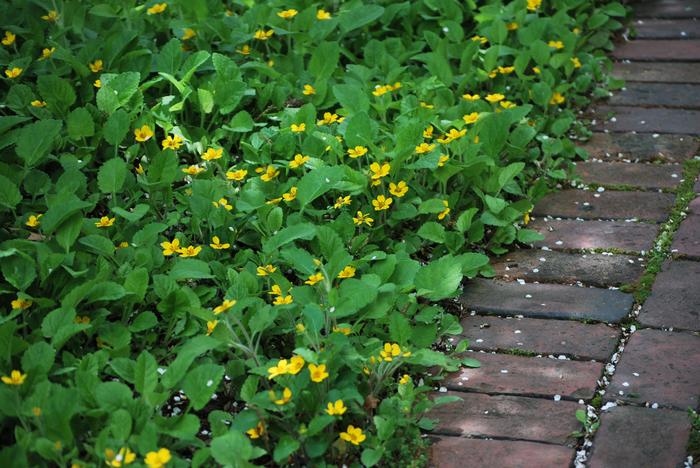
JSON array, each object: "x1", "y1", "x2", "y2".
[
  {"x1": 444, "y1": 352, "x2": 603, "y2": 399},
  {"x1": 609, "y1": 82, "x2": 700, "y2": 108},
  {"x1": 533, "y1": 190, "x2": 674, "y2": 222},
  {"x1": 606, "y1": 328, "x2": 700, "y2": 408},
  {"x1": 589, "y1": 406, "x2": 691, "y2": 468},
  {"x1": 635, "y1": 1, "x2": 700, "y2": 19},
  {"x1": 580, "y1": 132, "x2": 699, "y2": 162},
  {"x1": 633, "y1": 18, "x2": 700, "y2": 38},
  {"x1": 460, "y1": 279, "x2": 633, "y2": 323},
  {"x1": 575, "y1": 161, "x2": 682, "y2": 189},
  {"x1": 592, "y1": 105, "x2": 700, "y2": 135},
  {"x1": 461, "y1": 315, "x2": 620, "y2": 360},
  {"x1": 430, "y1": 392, "x2": 583, "y2": 445},
  {"x1": 613, "y1": 61, "x2": 700, "y2": 83},
  {"x1": 612, "y1": 40, "x2": 700, "y2": 60},
  {"x1": 639, "y1": 260, "x2": 700, "y2": 331},
  {"x1": 430, "y1": 437, "x2": 574, "y2": 468},
  {"x1": 530, "y1": 218, "x2": 658, "y2": 252},
  {"x1": 673, "y1": 214, "x2": 700, "y2": 259}
]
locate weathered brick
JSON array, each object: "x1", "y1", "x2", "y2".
[
  {"x1": 444, "y1": 352, "x2": 603, "y2": 399},
  {"x1": 430, "y1": 437, "x2": 574, "y2": 468},
  {"x1": 533, "y1": 190, "x2": 674, "y2": 222},
  {"x1": 612, "y1": 40, "x2": 700, "y2": 60},
  {"x1": 461, "y1": 315, "x2": 620, "y2": 360},
  {"x1": 613, "y1": 61, "x2": 700, "y2": 83},
  {"x1": 529, "y1": 218, "x2": 658, "y2": 252},
  {"x1": 606, "y1": 329, "x2": 700, "y2": 408},
  {"x1": 580, "y1": 132, "x2": 699, "y2": 162},
  {"x1": 639, "y1": 260, "x2": 700, "y2": 330},
  {"x1": 635, "y1": 1, "x2": 700, "y2": 19},
  {"x1": 460, "y1": 279, "x2": 633, "y2": 322},
  {"x1": 492, "y1": 249, "x2": 644, "y2": 287},
  {"x1": 589, "y1": 406, "x2": 691, "y2": 468},
  {"x1": 608, "y1": 82, "x2": 700, "y2": 108},
  {"x1": 575, "y1": 161, "x2": 682, "y2": 189},
  {"x1": 430, "y1": 392, "x2": 583, "y2": 446},
  {"x1": 672, "y1": 214, "x2": 700, "y2": 258},
  {"x1": 592, "y1": 105, "x2": 700, "y2": 135},
  {"x1": 633, "y1": 18, "x2": 700, "y2": 38}
]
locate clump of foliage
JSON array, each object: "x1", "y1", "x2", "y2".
[{"x1": 0, "y1": 0, "x2": 624, "y2": 466}]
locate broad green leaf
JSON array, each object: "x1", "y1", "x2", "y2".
[
  {"x1": 333, "y1": 83, "x2": 369, "y2": 113},
  {"x1": 263, "y1": 223, "x2": 317, "y2": 253},
  {"x1": 417, "y1": 222, "x2": 445, "y2": 243},
  {"x1": 113, "y1": 204, "x2": 149, "y2": 222},
  {"x1": 97, "y1": 158, "x2": 128, "y2": 193},
  {"x1": 182, "y1": 364, "x2": 225, "y2": 410},
  {"x1": 78, "y1": 235, "x2": 115, "y2": 257},
  {"x1": 415, "y1": 255, "x2": 463, "y2": 301},
  {"x1": 103, "y1": 109, "x2": 130, "y2": 146},
  {"x1": 170, "y1": 259, "x2": 214, "y2": 280},
  {"x1": 161, "y1": 336, "x2": 218, "y2": 389},
  {"x1": 37, "y1": 75, "x2": 76, "y2": 115},
  {"x1": 339, "y1": 5, "x2": 385, "y2": 33},
  {"x1": 0, "y1": 175, "x2": 20, "y2": 210},
  {"x1": 15, "y1": 119, "x2": 62, "y2": 167},
  {"x1": 296, "y1": 166, "x2": 345, "y2": 207},
  {"x1": 309, "y1": 42, "x2": 339, "y2": 79},
  {"x1": 67, "y1": 107, "x2": 95, "y2": 139}
]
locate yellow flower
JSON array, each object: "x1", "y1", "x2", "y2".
[
  {"x1": 5, "y1": 67, "x2": 22, "y2": 79},
  {"x1": 106, "y1": 447, "x2": 136, "y2": 467},
  {"x1": 380, "y1": 342, "x2": 402, "y2": 361},
  {"x1": 289, "y1": 154, "x2": 310, "y2": 169},
  {"x1": 1, "y1": 370, "x2": 27, "y2": 386},
  {"x1": 423, "y1": 125, "x2": 434, "y2": 139},
  {"x1": 573, "y1": 27, "x2": 581, "y2": 35},
  {"x1": 389, "y1": 181, "x2": 409, "y2": 198},
  {"x1": 372, "y1": 195, "x2": 392, "y2": 211},
  {"x1": 571, "y1": 57, "x2": 582, "y2": 68},
  {"x1": 260, "y1": 165, "x2": 280, "y2": 182},
  {"x1": 268, "y1": 359, "x2": 290, "y2": 379},
  {"x1": 463, "y1": 93, "x2": 481, "y2": 101},
  {"x1": 485, "y1": 93, "x2": 505, "y2": 103},
  {"x1": 399, "y1": 374, "x2": 411, "y2": 385},
  {"x1": 226, "y1": 169, "x2": 248, "y2": 181},
  {"x1": 210, "y1": 236, "x2": 231, "y2": 250},
  {"x1": 94, "y1": 79, "x2": 102, "y2": 88},
  {"x1": 182, "y1": 165, "x2": 204, "y2": 175},
  {"x1": 146, "y1": 3, "x2": 168, "y2": 15},
  {"x1": 30, "y1": 100, "x2": 46, "y2": 108},
  {"x1": 333, "y1": 195, "x2": 352, "y2": 209},
  {"x1": 325, "y1": 400, "x2": 347, "y2": 416},
  {"x1": 438, "y1": 154, "x2": 449, "y2": 167},
  {"x1": 295, "y1": 323, "x2": 305, "y2": 333},
  {"x1": 333, "y1": 326, "x2": 351, "y2": 335},
  {"x1": 289, "y1": 355, "x2": 305, "y2": 374},
  {"x1": 278, "y1": 9, "x2": 298, "y2": 19},
  {"x1": 11, "y1": 298, "x2": 32, "y2": 310},
  {"x1": 162, "y1": 134, "x2": 183, "y2": 150},
  {"x1": 236, "y1": 44, "x2": 251, "y2": 55},
  {"x1": 372, "y1": 85, "x2": 389, "y2": 97},
  {"x1": 212, "y1": 198, "x2": 233, "y2": 210},
  {"x1": 283, "y1": 186, "x2": 298, "y2": 202},
  {"x1": 291, "y1": 123, "x2": 306, "y2": 133},
  {"x1": 527, "y1": 0, "x2": 542, "y2": 11},
  {"x1": 2, "y1": 31, "x2": 16, "y2": 46},
  {"x1": 178, "y1": 245, "x2": 202, "y2": 257},
  {"x1": 32, "y1": 407, "x2": 41, "y2": 417},
  {"x1": 269, "y1": 284, "x2": 283, "y2": 296},
  {"x1": 471, "y1": 35, "x2": 488, "y2": 45},
  {"x1": 134, "y1": 125, "x2": 153, "y2": 142},
  {"x1": 500, "y1": 101, "x2": 517, "y2": 109},
  {"x1": 317, "y1": 9, "x2": 332, "y2": 20},
  {"x1": 160, "y1": 238, "x2": 180, "y2": 256},
  {"x1": 206, "y1": 320, "x2": 218, "y2": 336},
  {"x1": 117, "y1": 242, "x2": 130, "y2": 249},
  {"x1": 26, "y1": 214, "x2": 42, "y2": 227},
  {"x1": 202, "y1": 147, "x2": 223, "y2": 161},
  {"x1": 135, "y1": 164, "x2": 145, "y2": 175},
  {"x1": 95, "y1": 216, "x2": 115, "y2": 228},
  {"x1": 339, "y1": 425, "x2": 366, "y2": 446},
  {"x1": 89, "y1": 59, "x2": 103, "y2": 73},
  {"x1": 273, "y1": 294, "x2": 293, "y2": 306},
  {"x1": 415, "y1": 142, "x2": 435, "y2": 154},
  {"x1": 254, "y1": 29, "x2": 274, "y2": 41},
  {"x1": 257, "y1": 264, "x2": 276, "y2": 276},
  {"x1": 246, "y1": 422, "x2": 265, "y2": 439},
  {"x1": 438, "y1": 200, "x2": 450, "y2": 220},
  {"x1": 523, "y1": 211, "x2": 531, "y2": 225},
  {"x1": 352, "y1": 211, "x2": 373, "y2": 226},
  {"x1": 308, "y1": 363, "x2": 329, "y2": 383},
  {"x1": 270, "y1": 387, "x2": 292, "y2": 405},
  {"x1": 317, "y1": 112, "x2": 339, "y2": 125},
  {"x1": 337, "y1": 266, "x2": 356, "y2": 279},
  {"x1": 213, "y1": 299, "x2": 236, "y2": 314},
  {"x1": 42, "y1": 10, "x2": 59, "y2": 21},
  {"x1": 369, "y1": 162, "x2": 390, "y2": 180},
  {"x1": 437, "y1": 128, "x2": 467, "y2": 144},
  {"x1": 347, "y1": 146, "x2": 368, "y2": 158},
  {"x1": 182, "y1": 28, "x2": 196, "y2": 40},
  {"x1": 549, "y1": 92, "x2": 565, "y2": 105},
  {"x1": 498, "y1": 66, "x2": 515, "y2": 74},
  {"x1": 303, "y1": 84, "x2": 316, "y2": 95},
  {"x1": 488, "y1": 69, "x2": 498, "y2": 78},
  {"x1": 420, "y1": 101, "x2": 434, "y2": 109},
  {"x1": 548, "y1": 40, "x2": 564, "y2": 49},
  {"x1": 506, "y1": 22, "x2": 519, "y2": 31},
  {"x1": 463, "y1": 112, "x2": 480, "y2": 124},
  {"x1": 144, "y1": 448, "x2": 171, "y2": 468},
  {"x1": 305, "y1": 273, "x2": 324, "y2": 285},
  {"x1": 532, "y1": 66, "x2": 541, "y2": 74}
]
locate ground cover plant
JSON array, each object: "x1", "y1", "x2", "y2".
[{"x1": 0, "y1": 0, "x2": 624, "y2": 466}]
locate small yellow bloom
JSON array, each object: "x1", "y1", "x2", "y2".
[
  {"x1": 369, "y1": 162, "x2": 390, "y2": 180},
  {"x1": 160, "y1": 238, "x2": 181, "y2": 256},
  {"x1": 11, "y1": 298, "x2": 32, "y2": 310},
  {"x1": 206, "y1": 320, "x2": 218, "y2": 336},
  {"x1": 471, "y1": 35, "x2": 488, "y2": 45},
  {"x1": 353, "y1": 211, "x2": 373, "y2": 226},
  {"x1": 134, "y1": 125, "x2": 153, "y2": 142},
  {"x1": 178, "y1": 245, "x2": 202, "y2": 257},
  {"x1": 527, "y1": 0, "x2": 542, "y2": 11},
  {"x1": 30, "y1": 100, "x2": 46, "y2": 108},
  {"x1": 117, "y1": 242, "x2": 129, "y2": 249},
  {"x1": 273, "y1": 294, "x2": 293, "y2": 306},
  {"x1": 94, "y1": 79, "x2": 102, "y2": 88},
  {"x1": 182, "y1": 28, "x2": 196, "y2": 40},
  {"x1": 488, "y1": 69, "x2": 498, "y2": 78},
  {"x1": 438, "y1": 200, "x2": 450, "y2": 220},
  {"x1": 26, "y1": 214, "x2": 42, "y2": 227},
  {"x1": 182, "y1": 165, "x2": 204, "y2": 175},
  {"x1": 523, "y1": 211, "x2": 531, "y2": 225},
  {"x1": 260, "y1": 165, "x2": 280, "y2": 182},
  {"x1": 339, "y1": 425, "x2": 366, "y2": 446},
  {"x1": 415, "y1": 142, "x2": 435, "y2": 154},
  {"x1": 146, "y1": 3, "x2": 168, "y2": 15},
  {"x1": 254, "y1": 30, "x2": 274, "y2": 41},
  {"x1": 226, "y1": 169, "x2": 248, "y2": 181},
  {"x1": 337, "y1": 265, "x2": 356, "y2": 279},
  {"x1": 42, "y1": 10, "x2": 59, "y2": 22},
  {"x1": 303, "y1": 84, "x2": 316, "y2": 95},
  {"x1": 213, "y1": 299, "x2": 236, "y2": 314},
  {"x1": 372, "y1": 195, "x2": 393, "y2": 211},
  {"x1": 347, "y1": 146, "x2": 368, "y2": 158},
  {"x1": 438, "y1": 154, "x2": 449, "y2": 167},
  {"x1": 2, "y1": 31, "x2": 16, "y2": 46},
  {"x1": 548, "y1": 40, "x2": 564, "y2": 50},
  {"x1": 317, "y1": 112, "x2": 340, "y2": 125},
  {"x1": 571, "y1": 57, "x2": 582, "y2": 68},
  {"x1": 437, "y1": 128, "x2": 467, "y2": 144},
  {"x1": 317, "y1": 9, "x2": 332, "y2": 20},
  {"x1": 289, "y1": 355, "x2": 305, "y2": 374},
  {"x1": 202, "y1": 147, "x2": 223, "y2": 161},
  {"x1": 162, "y1": 134, "x2": 183, "y2": 150},
  {"x1": 246, "y1": 422, "x2": 265, "y2": 439},
  {"x1": 423, "y1": 125, "x2": 434, "y2": 139},
  {"x1": 268, "y1": 359, "x2": 290, "y2": 379},
  {"x1": 1, "y1": 370, "x2": 27, "y2": 386},
  {"x1": 333, "y1": 195, "x2": 352, "y2": 209},
  {"x1": 296, "y1": 323, "x2": 306, "y2": 333},
  {"x1": 420, "y1": 101, "x2": 434, "y2": 109},
  {"x1": 95, "y1": 216, "x2": 115, "y2": 228},
  {"x1": 210, "y1": 236, "x2": 231, "y2": 250},
  {"x1": 136, "y1": 164, "x2": 145, "y2": 174},
  {"x1": 144, "y1": 448, "x2": 171, "y2": 468},
  {"x1": 500, "y1": 101, "x2": 517, "y2": 109},
  {"x1": 372, "y1": 85, "x2": 389, "y2": 97},
  {"x1": 498, "y1": 66, "x2": 515, "y2": 74},
  {"x1": 549, "y1": 92, "x2": 565, "y2": 105},
  {"x1": 308, "y1": 363, "x2": 329, "y2": 383},
  {"x1": 236, "y1": 44, "x2": 251, "y2": 55},
  {"x1": 283, "y1": 186, "x2": 298, "y2": 202},
  {"x1": 305, "y1": 272, "x2": 324, "y2": 285},
  {"x1": 257, "y1": 264, "x2": 277, "y2": 276},
  {"x1": 506, "y1": 22, "x2": 519, "y2": 31},
  {"x1": 289, "y1": 154, "x2": 310, "y2": 169},
  {"x1": 5, "y1": 67, "x2": 22, "y2": 79},
  {"x1": 463, "y1": 93, "x2": 481, "y2": 101},
  {"x1": 485, "y1": 93, "x2": 505, "y2": 103},
  {"x1": 463, "y1": 112, "x2": 480, "y2": 124},
  {"x1": 291, "y1": 123, "x2": 306, "y2": 133},
  {"x1": 399, "y1": 374, "x2": 411, "y2": 385},
  {"x1": 532, "y1": 66, "x2": 541, "y2": 74},
  {"x1": 105, "y1": 447, "x2": 136, "y2": 467},
  {"x1": 333, "y1": 326, "x2": 352, "y2": 335},
  {"x1": 278, "y1": 9, "x2": 298, "y2": 19},
  {"x1": 89, "y1": 59, "x2": 103, "y2": 73},
  {"x1": 212, "y1": 197, "x2": 233, "y2": 210},
  {"x1": 389, "y1": 181, "x2": 409, "y2": 198},
  {"x1": 270, "y1": 387, "x2": 292, "y2": 405},
  {"x1": 573, "y1": 27, "x2": 581, "y2": 35},
  {"x1": 325, "y1": 400, "x2": 347, "y2": 416}
]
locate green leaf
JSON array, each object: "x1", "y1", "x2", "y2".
[
  {"x1": 417, "y1": 222, "x2": 445, "y2": 243},
  {"x1": 147, "y1": 151, "x2": 178, "y2": 187},
  {"x1": 37, "y1": 75, "x2": 76, "y2": 115},
  {"x1": 67, "y1": 107, "x2": 95, "y2": 139},
  {"x1": 227, "y1": 110, "x2": 254, "y2": 132},
  {"x1": 362, "y1": 448, "x2": 384, "y2": 467},
  {"x1": 170, "y1": 259, "x2": 214, "y2": 280},
  {"x1": 456, "y1": 208, "x2": 479, "y2": 233},
  {"x1": 96, "y1": 72, "x2": 141, "y2": 114},
  {"x1": 2, "y1": 252, "x2": 36, "y2": 290},
  {"x1": 274, "y1": 436, "x2": 300, "y2": 464},
  {"x1": 339, "y1": 5, "x2": 385, "y2": 33},
  {"x1": 415, "y1": 255, "x2": 463, "y2": 301},
  {"x1": 182, "y1": 364, "x2": 224, "y2": 410},
  {"x1": 21, "y1": 341, "x2": 55, "y2": 378},
  {"x1": 517, "y1": 228, "x2": 545, "y2": 243},
  {"x1": 309, "y1": 42, "x2": 340, "y2": 80},
  {"x1": 113, "y1": 204, "x2": 149, "y2": 222},
  {"x1": 462, "y1": 357, "x2": 481, "y2": 368},
  {"x1": 55, "y1": 213, "x2": 84, "y2": 251},
  {"x1": 162, "y1": 336, "x2": 218, "y2": 389},
  {"x1": 296, "y1": 166, "x2": 345, "y2": 207},
  {"x1": 333, "y1": 83, "x2": 369, "y2": 114},
  {"x1": 484, "y1": 195, "x2": 507, "y2": 214},
  {"x1": 96, "y1": 381, "x2": 133, "y2": 411},
  {"x1": 263, "y1": 223, "x2": 317, "y2": 254},
  {"x1": 78, "y1": 235, "x2": 115, "y2": 257},
  {"x1": 97, "y1": 158, "x2": 128, "y2": 193},
  {"x1": 210, "y1": 430, "x2": 254, "y2": 466},
  {"x1": 15, "y1": 119, "x2": 62, "y2": 167},
  {"x1": 0, "y1": 175, "x2": 20, "y2": 210},
  {"x1": 103, "y1": 109, "x2": 130, "y2": 146}
]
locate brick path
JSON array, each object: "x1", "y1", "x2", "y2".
[{"x1": 430, "y1": 1, "x2": 700, "y2": 466}]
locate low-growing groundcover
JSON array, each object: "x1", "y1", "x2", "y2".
[{"x1": 0, "y1": 0, "x2": 624, "y2": 466}]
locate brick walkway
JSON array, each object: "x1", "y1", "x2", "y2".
[{"x1": 430, "y1": 1, "x2": 700, "y2": 467}]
